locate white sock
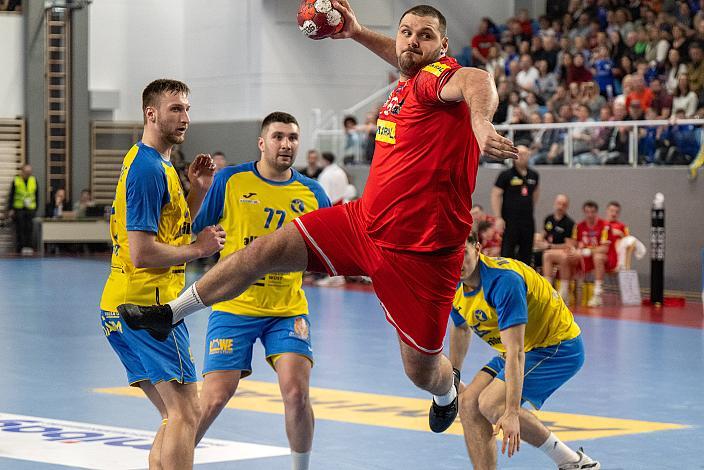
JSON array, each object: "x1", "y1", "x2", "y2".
[
  {"x1": 291, "y1": 450, "x2": 311, "y2": 470},
  {"x1": 538, "y1": 432, "x2": 579, "y2": 465},
  {"x1": 432, "y1": 377, "x2": 457, "y2": 406},
  {"x1": 168, "y1": 283, "x2": 206, "y2": 324},
  {"x1": 558, "y1": 280, "x2": 568, "y2": 299},
  {"x1": 594, "y1": 280, "x2": 603, "y2": 296}
]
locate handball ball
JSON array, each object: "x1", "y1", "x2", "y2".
[{"x1": 297, "y1": 0, "x2": 345, "y2": 40}]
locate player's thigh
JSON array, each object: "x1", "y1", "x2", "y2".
[
  {"x1": 245, "y1": 222, "x2": 309, "y2": 274},
  {"x1": 376, "y1": 248, "x2": 463, "y2": 355},
  {"x1": 138, "y1": 381, "x2": 168, "y2": 418},
  {"x1": 273, "y1": 353, "x2": 312, "y2": 399},
  {"x1": 155, "y1": 381, "x2": 199, "y2": 418},
  {"x1": 203, "y1": 311, "x2": 260, "y2": 378},
  {"x1": 293, "y1": 202, "x2": 374, "y2": 276},
  {"x1": 201, "y1": 370, "x2": 242, "y2": 405}
]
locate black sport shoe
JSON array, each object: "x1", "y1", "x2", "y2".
[
  {"x1": 428, "y1": 368, "x2": 460, "y2": 433},
  {"x1": 117, "y1": 303, "x2": 174, "y2": 342}
]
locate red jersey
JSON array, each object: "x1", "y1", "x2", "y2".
[
  {"x1": 604, "y1": 220, "x2": 629, "y2": 252},
  {"x1": 572, "y1": 218, "x2": 607, "y2": 248},
  {"x1": 361, "y1": 57, "x2": 480, "y2": 252}
]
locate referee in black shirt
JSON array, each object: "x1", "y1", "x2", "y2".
[{"x1": 491, "y1": 145, "x2": 539, "y2": 265}]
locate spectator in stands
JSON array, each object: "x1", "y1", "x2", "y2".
[
  {"x1": 342, "y1": 115, "x2": 361, "y2": 164},
  {"x1": 572, "y1": 104, "x2": 600, "y2": 165},
  {"x1": 493, "y1": 80, "x2": 510, "y2": 124},
  {"x1": 212, "y1": 151, "x2": 227, "y2": 173},
  {"x1": 516, "y1": 54, "x2": 540, "y2": 92},
  {"x1": 671, "y1": 74, "x2": 699, "y2": 117},
  {"x1": 535, "y1": 59, "x2": 558, "y2": 100},
  {"x1": 484, "y1": 45, "x2": 505, "y2": 79},
  {"x1": 557, "y1": 51, "x2": 573, "y2": 82},
  {"x1": 492, "y1": 145, "x2": 539, "y2": 265},
  {"x1": 7, "y1": 163, "x2": 37, "y2": 254},
  {"x1": 317, "y1": 152, "x2": 348, "y2": 205},
  {"x1": 300, "y1": 149, "x2": 322, "y2": 180},
  {"x1": 625, "y1": 74, "x2": 654, "y2": 110},
  {"x1": 521, "y1": 92, "x2": 541, "y2": 117},
  {"x1": 471, "y1": 18, "x2": 497, "y2": 66},
  {"x1": 639, "y1": 107, "x2": 660, "y2": 164},
  {"x1": 567, "y1": 53, "x2": 594, "y2": 84},
  {"x1": 592, "y1": 45, "x2": 616, "y2": 98},
  {"x1": 547, "y1": 84, "x2": 570, "y2": 113},
  {"x1": 581, "y1": 81, "x2": 607, "y2": 117},
  {"x1": 656, "y1": 109, "x2": 700, "y2": 164},
  {"x1": 539, "y1": 194, "x2": 577, "y2": 301},
  {"x1": 665, "y1": 47, "x2": 688, "y2": 94},
  {"x1": 671, "y1": 23, "x2": 690, "y2": 59},
  {"x1": 45, "y1": 188, "x2": 71, "y2": 219},
  {"x1": 470, "y1": 204, "x2": 497, "y2": 228},
  {"x1": 531, "y1": 112, "x2": 565, "y2": 165},
  {"x1": 649, "y1": 78, "x2": 673, "y2": 118},
  {"x1": 73, "y1": 189, "x2": 96, "y2": 218},
  {"x1": 687, "y1": 41, "x2": 704, "y2": 93},
  {"x1": 541, "y1": 32, "x2": 560, "y2": 70}
]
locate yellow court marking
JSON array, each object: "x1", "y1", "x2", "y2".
[{"x1": 95, "y1": 380, "x2": 687, "y2": 442}]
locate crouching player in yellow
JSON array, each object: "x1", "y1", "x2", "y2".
[{"x1": 450, "y1": 232, "x2": 600, "y2": 470}]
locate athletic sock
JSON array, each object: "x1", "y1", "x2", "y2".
[
  {"x1": 291, "y1": 450, "x2": 311, "y2": 470},
  {"x1": 432, "y1": 378, "x2": 457, "y2": 406},
  {"x1": 594, "y1": 280, "x2": 603, "y2": 296},
  {"x1": 169, "y1": 283, "x2": 206, "y2": 324},
  {"x1": 538, "y1": 432, "x2": 580, "y2": 465}
]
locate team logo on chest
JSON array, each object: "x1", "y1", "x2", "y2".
[
  {"x1": 291, "y1": 199, "x2": 305, "y2": 214},
  {"x1": 474, "y1": 310, "x2": 488, "y2": 322}
]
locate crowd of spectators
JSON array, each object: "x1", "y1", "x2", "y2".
[{"x1": 457, "y1": 0, "x2": 704, "y2": 166}]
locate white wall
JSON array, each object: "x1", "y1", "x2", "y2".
[
  {"x1": 89, "y1": 0, "x2": 185, "y2": 120},
  {"x1": 86, "y1": 0, "x2": 515, "y2": 148},
  {"x1": 0, "y1": 14, "x2": 24, "y2": 118}
]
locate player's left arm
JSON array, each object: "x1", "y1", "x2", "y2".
[
  {"x1": 488, "y1": 272, "x2": 527, "y2": 458},
  {"x1": 186, "y1": 154, "x2": 216, "y2": 219},
  {"x1": 440, "y1": 67, "x2": 518, "y2": 161},
  {"x1": 496, "y1": 323, "x2": 526, "y2": 458},
  {"x1": 449, "y1": 316, "x2": 472, "y2": 372}
]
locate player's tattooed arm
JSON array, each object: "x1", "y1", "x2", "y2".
[{"x1": 331, "y1": 0, "x2": 398, "y2": 68}]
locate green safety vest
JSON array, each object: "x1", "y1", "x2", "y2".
[{"x1": 12, "y1": 175, "x2": 37, "y2": 210}]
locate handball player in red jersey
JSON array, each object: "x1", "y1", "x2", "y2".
[{"x1": 119, "y1": 1, "x2": 518, "y2": 434}]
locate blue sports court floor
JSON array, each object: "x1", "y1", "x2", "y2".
[{"x1": 0, "y1": 257, "x2": 702, "y2": 469}]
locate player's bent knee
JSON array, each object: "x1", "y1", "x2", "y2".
[{"x1": 459, "y1": 388, "x2": 482, "y2": 419}]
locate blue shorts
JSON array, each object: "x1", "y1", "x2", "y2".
[
  {"x1": 100, "y1": 310, "x2": 197, "y2": 386},
  {"x1": 482, "y1": 335, "x2": 585, "y2": 409},
  {"x1": 203, "y1": 311, "x2": 313, "y2": 378}
]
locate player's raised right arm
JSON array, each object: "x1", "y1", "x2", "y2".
[{"x1": 331, "y1": 0, "x2": 398, "y2": 68}]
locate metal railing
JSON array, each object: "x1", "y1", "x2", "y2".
[{"x1": 313, "y1": 118, "x2": 704, "y2": 167}]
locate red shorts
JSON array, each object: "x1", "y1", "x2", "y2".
[
  {"x1": 293, "y1": 201, "x2": 463, "y2": 354},
  {"x1": 581, "y1": 252, "x2": 618, "y2": 273}
]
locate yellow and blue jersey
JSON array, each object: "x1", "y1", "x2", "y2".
[
  {"x1": 193, "y1": 161, "x2": 330, "y2": 317},
  {"x1": 450, "y1": 254, "x2": 581, "y2": 353},
  {"x1": 100, "y1": 142, "x2": 192, "y2": 312}
]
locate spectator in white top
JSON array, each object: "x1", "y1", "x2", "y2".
[
  {"x1": 671, "y1": 74, "x2": 699, "y2": 117},
  {"x1": 318, "y1": 152, "x2": 349, "y2": 205},
  {"x1": 516, "y1": 54, "x2": 539, "y2": 92}
]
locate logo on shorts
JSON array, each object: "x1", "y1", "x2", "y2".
[
  {"x1": 209, "y1": 338, "x2": 234, "y2": 355},
  {"x1": 474, "y1": 310, "x2": 488, "y2": 322},
  {"x1": 292, "y1": 317, "x2": 309, "y2": 341}
]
